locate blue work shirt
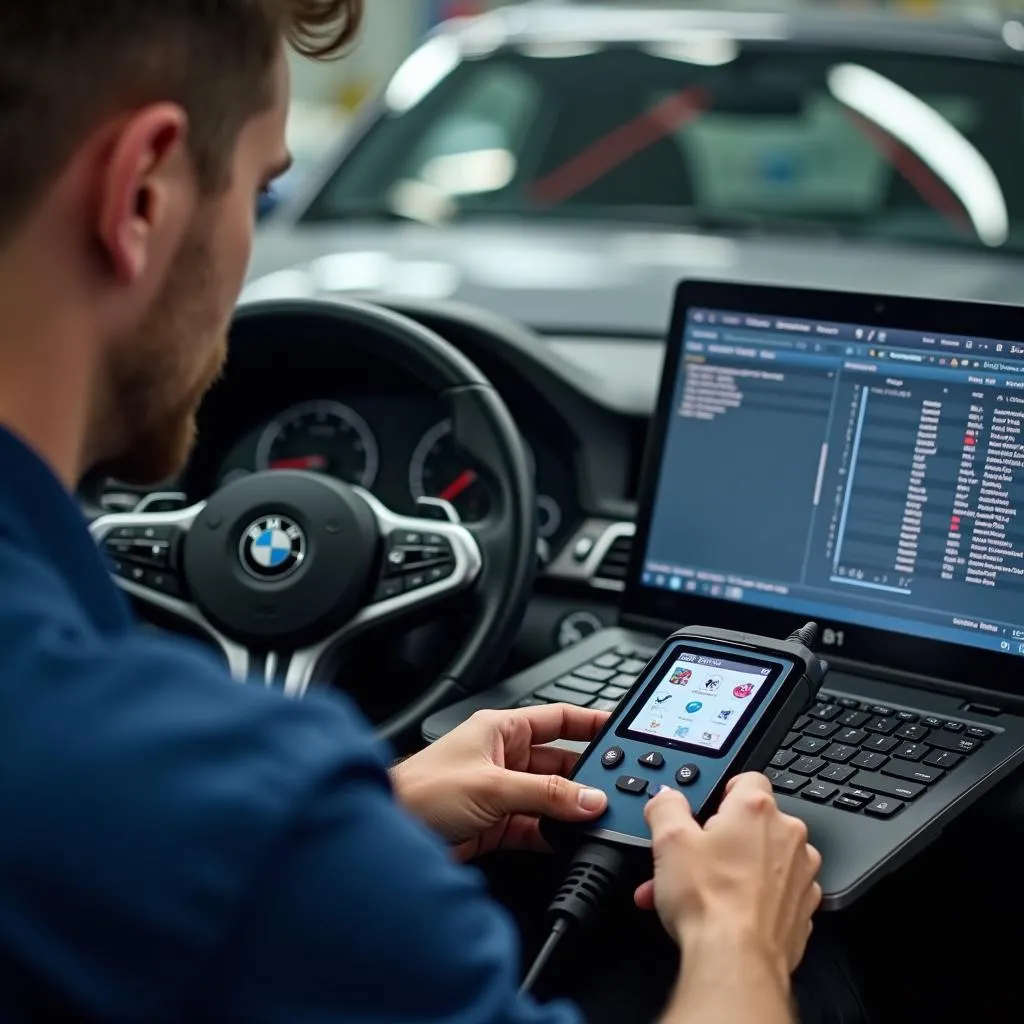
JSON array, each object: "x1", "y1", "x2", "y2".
[{"x1": 0, "y1": 426, "x2": 579, "y2": 1023}]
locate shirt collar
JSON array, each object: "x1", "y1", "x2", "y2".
[{"x1": 0, "y1": 425, "x2": 131, "y2": 634}]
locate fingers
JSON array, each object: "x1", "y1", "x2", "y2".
[
  {"x1": 508, "y1": 703, "x2": 611, "y2": 746},
  {"x1": 634, "y1": 878, "x2": 655, "y2": 911},
  {"x1": 526, "y1": 744, "x2": 582, "y2": 778},
  {"x1": 723, "y1": 771, "x2": 773, "y2": 799},
  {"x1": 496, "y1": 770, "x2": 608, "y2": 822},
  {"x1": 497, "y1": 815, "x2": 550, "y2": 854},
  {"x1": 644, "y1": 785, "x2": 700, "y2": 841}
]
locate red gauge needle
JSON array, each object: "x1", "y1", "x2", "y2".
[
  {"x1": 439, "y1": 468, "x2": 478, "y2": 502},
  {"x1": 271, "y1": 454, "x2": 328, "y2": 471}
]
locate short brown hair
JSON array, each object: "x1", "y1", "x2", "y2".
[{"x1": 0, "y1": 1, "x2": 363, "y2": 237}]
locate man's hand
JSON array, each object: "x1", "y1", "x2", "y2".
[
  {"x1": 639, "y1": 773, "x2": 822, "y2": 983},
  {"x1": 389, "y1": 704, "x2": 609, "y2": 860}
]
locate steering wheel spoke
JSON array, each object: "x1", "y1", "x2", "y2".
[
  {"x1": 90, "y1": 483, "x2": 482, "y2": 694},
  {"x1": 89, "y1": 501, "x2": 253, "y2": 677}
]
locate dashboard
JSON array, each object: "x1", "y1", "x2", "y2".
[{"x1": 210, "y1": 394, "x2": 574, "y2": 546}]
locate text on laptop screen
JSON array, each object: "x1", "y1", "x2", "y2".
[{"x1": 641, "y1": 306, "x2": 1024, "y2": 658}]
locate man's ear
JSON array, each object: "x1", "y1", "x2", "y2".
[{"x1": 95, "y1": 103, "x2": 191, "y2": 284}]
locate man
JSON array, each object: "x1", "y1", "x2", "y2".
[{"x1": 0, "y1": 3, "x2": 822, "y2": 1021}]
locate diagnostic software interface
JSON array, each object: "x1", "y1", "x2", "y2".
[{"x1": 641, "y1": 305, "x2": 1024, "y2": 657}]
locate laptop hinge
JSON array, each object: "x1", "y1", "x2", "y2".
[{"x1": 620, "y1": 611, "x2": 682, "y2": 634}]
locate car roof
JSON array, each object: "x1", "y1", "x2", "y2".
[{"x1": 445, "y1": 2, "x2": 1024, "y2": 61}]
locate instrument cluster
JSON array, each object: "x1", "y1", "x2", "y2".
[{"x1": 213, "y1": 396, "x2": 576, "y2": 549}]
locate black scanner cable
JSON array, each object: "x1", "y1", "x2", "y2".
[
  {"x1": 519, "y1": 840, "x2": 625, "y2": 995},
  {"x1": 520, "y1": 622, "x2": 820, "y2": 996}
]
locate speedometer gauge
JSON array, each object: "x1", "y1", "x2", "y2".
[
  {"x1": 409, "y1": 420, "x2": 493, "y2": 522},
  {"x1": 256, "y1": 400, "x2": 379, "y2": 488}
]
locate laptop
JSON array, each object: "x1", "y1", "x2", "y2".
[{"x1": 422, "y1": 279, "x2": 1024, "y2": 909}]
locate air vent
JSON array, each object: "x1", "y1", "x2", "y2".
[{"x1": 594, "y1": 533, "x2": 633, "y2": 587}]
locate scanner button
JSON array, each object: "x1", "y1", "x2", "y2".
[
  {"x1": 638, "y1": 751, "x2": 664, "y2": 769},
  {"x1": 675, "y1": 764, "x2": 700, "y2": 786},
  {"x1": 600, "y1": 746, "x2": 625, "y2": 769},
  {"x1": 615, "y1": 775, "x2": 648, "y2": 795}
]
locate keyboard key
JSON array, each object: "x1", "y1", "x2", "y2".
[
  {"x1": 763, "y1": 767, "x2": 782, "y2": 783},
  {"x1": 966, "y1": 726, "x2": 992, "y2": 740},
  {"x1": 771, "y1": 773, "x2": 806, "y2": 794},
  {"x1": 516, "y1": 697, "x2": 547, "y2": 707},
  {"x1": 833, "y1": 794, "x2": 869, "y2": 812},
  {"x1": 836, "y1": 727, "x2": 867, "y2": 745},
  {"x1": 593, "y1": 652, "x2": 622, "y2": 669},
  {"x1": 599, "y1": 685, "x2": 628, "y2": 700},
  {"x1": 863, "y1": 734, "x2": 898, "y2": 754},
  {"x1": 836, "y1": 697, "x2": 860, "y2": 708},
  {"x1": 822, "y1": 743, "x2": 857, "y2": 763},
  {"x1": 866, "y1": 717, "x2": 898, "y2": 735},
  {"x1": 770, "y1": 750, "x2": 797, "y2": 769},
  {"x1": 792, "y1": 736, "x2": 828, "y2": 756},
  {"x1": 803, "y1": 720, "x2": 839, "y2": 739},
  {"x1": 591, "y1": 698, "x2": 619, "y2": 713},
  {"x1": 808, "y1": 703, "x2": 840, "y2": 721},
  {"x1": 850, "y1": 771, "x2": 924, "y2": 801},
  {"x1": 893, "y1": 742, "x2": 926, "y2": 762},
  {"x1": 846, "y1": 787, "x2": 876, "y2": 803},
  {"x1": 895, "y1": 710, "x2": 919, "y2": 723},
  {"x1": 820, "y1": 763, "x2": 856, "y2": 784},
  {"x1": 802, "y1": 781, "x2": 838, "y2": 803},
  {"x1": 895, "y1": 722, "x2": 929, "y2": 742},
  {"x1": 928, "y1": 731, "x2": 981, "y2": 754},
  {"x1": 922, "y1": 715, "x2": 945, "y2": 730},
  {"x1": 535, "y1": 684, "x2": 595, "y2": 707},
  {"x1": 556, "y1": 675, "x2": 605, "y2": 695},
  {"x1": 883, "y1": 760, "x2": 943, "y2": 785},
  {"x1": 838, "y1": 710, "x2": 869, "y2": 728},
  {"x1": 618, "y1": 658, "x2": 648, "y2": 675},
  {"x1": 573, "y1": 664, "x2": 616, "y2": 683},
  {"x1": 793, "y1": 715, "x2": 811, "y2": 731},
  {"x1": 865, "y1": 796, "x2": 904, "y2": 818},
  {"x1": 943, "y1": 721, "x2": 965, "y2": 733},
  {"x1": 852, "y1": 750, "x2": 888, "y2": 771},
  {"x1": 610, "y1": 673, "x2": 637, "y2": 689},
  {"x1": 782, "y1": 731, "x2": 800, "y2": 748},
  {"x1": 791, "y1": 756, "x2": 825, "y2": 776},
  {"x1": 868, "y1": 704, "x2": 894, "y2": 716},
  {"x1": 818, "y1": 692, "x2": 836, "y2": 704},
  {"x1": 924, "y1": 749, "x2": 962, "y2": 770}
]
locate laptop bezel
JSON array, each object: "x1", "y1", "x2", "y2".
[{"x1": 622, "y1": 278, "x2": 1024, "y2": 696}]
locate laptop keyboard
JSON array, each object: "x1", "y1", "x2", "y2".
[{"x1": 516, "y1": 645, "x2": 994, "y2": 820}]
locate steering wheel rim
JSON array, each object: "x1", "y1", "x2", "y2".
[{"x1": 88, "y1": 297, "x2": 537, "y2": 745}]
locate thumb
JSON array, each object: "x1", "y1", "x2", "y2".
[
  {"x1": 501, "y1": 772, "x2": 608, "y2": 821},
  {"x1": 644, "y1": 785, "x2": 701, "y2": 842}
]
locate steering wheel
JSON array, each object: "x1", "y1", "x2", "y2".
[{"x1": 87, "y1": 298, "x2": 538, "y2": 743}]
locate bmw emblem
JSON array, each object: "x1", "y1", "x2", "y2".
[{"x1": 239, "y1": 515, "x2": 306, "y2": 580}]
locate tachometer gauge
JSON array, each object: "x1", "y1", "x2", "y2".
[
  {"x1": 256, "y1": 400, "x2": 379, "y2": 488},
  {"x1": 409, "y1": 420, "x2": 493, "y2": 522}
]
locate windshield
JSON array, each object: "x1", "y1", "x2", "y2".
[{"x1": 301, "y1": 40, "x2": 1024, "y2": 254}]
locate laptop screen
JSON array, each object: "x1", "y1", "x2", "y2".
[{"x1": 628, "y1": 281, "x2": 1024, "y2": 687}]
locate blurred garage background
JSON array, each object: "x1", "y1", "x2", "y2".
[{"x1": 277, "y1": 0, "x2": 1024, "y2": 221}]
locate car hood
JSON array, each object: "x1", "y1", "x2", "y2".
[{"x1": 245, "y1": 220, "x2": 1024, "y2": 337}]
